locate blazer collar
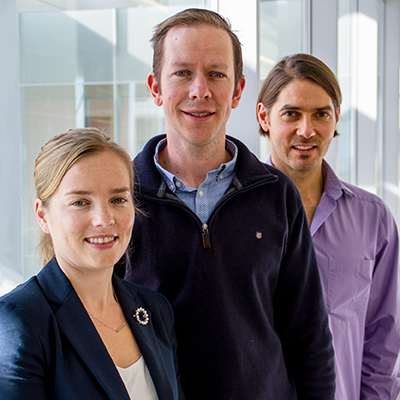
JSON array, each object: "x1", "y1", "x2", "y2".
[
  {"x1": 37, "y1": 258, "x2": 175, "y2": 400},
  {"x1": 37, "y1": 259, "x2": 130, "y2": 400},
  {"x1": 113, "y1": 276, "x2": 176, "y2": 400}
]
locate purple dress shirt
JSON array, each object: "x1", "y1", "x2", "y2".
[{"x1": 268, "y1": 157, "x2": 400, "y2": 399}]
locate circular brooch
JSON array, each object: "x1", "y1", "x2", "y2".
[{"x1": 134, "y1": 307, "x2": 149, "y2": 325}]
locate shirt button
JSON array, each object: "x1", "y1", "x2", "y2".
[
  {"x1": 199, "y1": 190, "x2": 204, "y2": 197},
  {"x1": 175, "y1": 181, "x2": 182, "y2": 188},
  {"x1": 219, "y1": 174, "x2": 224, "y2": 180},
  {"x1": 169, "y1": 185, "x2": 174, "y2": 191}
]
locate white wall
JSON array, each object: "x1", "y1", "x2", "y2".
[
  {"x1": 0, "y1": 0, "x2": 23, "y2": 293},
  {"x1": 2, "y1": 0, "x2": 400, "y2": 292}
]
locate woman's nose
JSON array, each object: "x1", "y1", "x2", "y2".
[{"x1": 92, "y1": 205, "x2": 115, "y2": 227}]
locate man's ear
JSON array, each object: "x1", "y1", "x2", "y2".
[
  {"x1": 35, "y1": 199, "x2": 50, "y2": 234},
  {"x1": 257, "y1": 102, "x2": 270, "y2": 133},
  {"x1": 336, "y1": 106, "x2": 341, "y2": 125},
  {"x1": 231, "y1": 76, "x2": 246, "y2": 109},
  {"x1": 147, "y1": 72, "x2": 163, "y2": 107}
]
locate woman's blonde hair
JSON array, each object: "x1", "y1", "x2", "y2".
[{"x1": 34, "y1": 127, "x2": 134, "y2": 266}]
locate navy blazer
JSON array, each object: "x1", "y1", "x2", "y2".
[{"x1": 0, "y1": 258, "x2": 184, "y2": 400}]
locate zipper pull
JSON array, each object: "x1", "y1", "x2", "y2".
[{"x1": 202, "y1": 223, "x2": 211, "y2": 248}]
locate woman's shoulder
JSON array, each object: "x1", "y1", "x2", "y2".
[
  {"x1": 0, "y1": 276, "x2": 53, "y2": 365},
  {"x1": 0, "y1": 276, "x2": 52, "y2": 333},
  {"x1": 0, "y1": 276, "x2": 43, "y2": 310}
]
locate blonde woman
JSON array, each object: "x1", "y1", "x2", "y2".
[{"x1": 0, "y1": 128, "x2": 183, "y2": 400}]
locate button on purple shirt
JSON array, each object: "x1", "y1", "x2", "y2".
[{"x1": 268, "y1": 157, "x2": 400, "y2": 399}]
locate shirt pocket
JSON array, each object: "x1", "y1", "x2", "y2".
[{"x1": 327, "y1": 258, "x2": 374, "y2": 321}]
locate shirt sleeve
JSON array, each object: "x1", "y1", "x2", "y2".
[
  {"x1": 0, "y1": 301, "x2": 49, "y2": 400},
  {"x1": 361, "y1": 207, "x2": 400, "y2": 399},
  {"x1": 274, "y1": 201, "x2": 336, "y2": 399}
]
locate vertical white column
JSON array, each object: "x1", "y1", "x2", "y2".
[
  {"x1": 128, "y1": 82, "x2": 137, "y2": 155},
  {"x1": 0, "y1": 0, "x2": 23, "y2": 292},
  {"x1": 75, "y1": 76, "x2": 85, "y2": 128},
  {"x1": 219, "y1": 0, "x2": 259, "y2": 154},
  {"x1": 311, "y1": 0, "x2": 340, "y2": 169},
  {"x1": 383, "y1": 0, "x2": 400, "y2": 222},
  {"x1": 354, "y1": 0, "x2": 379, "y2": 194}
]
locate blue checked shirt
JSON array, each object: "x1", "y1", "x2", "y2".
[{"x1": 154, "y1": 138, "x2": 238, "y2": 223}]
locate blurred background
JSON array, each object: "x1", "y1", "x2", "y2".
[{"x1": 1, "y1": 0, "x2": 400, "y2": 293}]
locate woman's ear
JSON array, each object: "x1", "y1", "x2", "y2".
[{"x1": 35, "y1": 199, "x2": 50, "y2": 234}]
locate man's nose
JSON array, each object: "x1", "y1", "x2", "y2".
[
  {"x1": 189, "y1": 75, "x2": 212, "y2": 100},
  {"x1": 296, "y1": 116, "x2": 316, "y2": 138}
]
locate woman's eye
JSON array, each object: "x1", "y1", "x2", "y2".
[
  {"x1": 112, "y1": 198, "x2": 127, "y2": 204},
  {"x1": 72, "y1": 200, "x2": 87, "y2": 207}
]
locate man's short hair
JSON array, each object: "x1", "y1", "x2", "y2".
[
  {"x1": 150, "y1": 8, "x2": 244, "y2": 90},
  {"x1": 257, "y1": 53, "x2": 342, "y2": 137}
]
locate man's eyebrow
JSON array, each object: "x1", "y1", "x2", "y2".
[
  {"x1": 171, "y1": 61, "x2": 193, "y2": 69},
  {"x1": 207, "y1": 62, "x2": 230, "y2": 70},
  {"x1": 171, "y1": 61, "x2": 230, "y2": 70},
  {"x1": 279, "y1": 104, "x2": 334, "y2": 112}
]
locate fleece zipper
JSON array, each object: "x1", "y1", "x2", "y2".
[{"x1": 141, "y1": 174, "x2": 278, "y2": 249}]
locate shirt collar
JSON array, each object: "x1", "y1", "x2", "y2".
[
  {"x1": 153, "y1": 138, "x2": 238, "y2": 192},
  {"x1": 321, "y1": 159, "x2": 354, "y2": 200},
  {"x1": 266, "y1": 156, "x2": 354, "y2": 200}
]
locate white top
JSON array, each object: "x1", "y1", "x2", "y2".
[{"x1": 117, "y1": 356, "x2": 158, "y2": 400}]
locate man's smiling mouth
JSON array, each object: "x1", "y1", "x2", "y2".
[
  {"x1": 293, "y1": 145, "x2": 315, "y2": 150},
  {"x1": 184, "y1": 111, "x2": 214, "y2": 117}
]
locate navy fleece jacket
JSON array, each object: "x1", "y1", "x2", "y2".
[{"x1": 125, "y1": 134, "x2": 335, "y2": 399}]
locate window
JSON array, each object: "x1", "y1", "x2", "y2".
[
  {"x1": 1, "y1": 0, "x2": 399, "y2": 295},
  {"x1": 17, "y1": 0, "x2": 211, "y2": 287},
  {"x1": 258, "y1": 0, "x2": 309, "y2": 160}
]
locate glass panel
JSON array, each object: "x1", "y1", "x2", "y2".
[
  {"x1": 117, "y1": 83, "x2": 165, "y2": 156},
  {"x1": 376, "y1": 0, "x2": 384, "y2": 198},
  {"x1": 19, "y1": 10, "x2": 114, "y2": 84},
  {"x1": 258, "y1": 0, "x2": 307, "y2": 160},
  {"x1": 84, "y1": 85, "x2": 114, "y2": 133},
  {"x1": 259, "y1": 0, "x2": 307, "y2": 82},
  {"x1": 21, "y1": 85, "x2": 76, "y2": 278},
  {"x1": 18, "y1": 0, "x2": 210, "y2": 279},
  {"x1": 116, "y1": 8, "x2": 160, "y2": 82},
  {"x1": 337, "y1": 0, "x2": 355, "y2": 183}
]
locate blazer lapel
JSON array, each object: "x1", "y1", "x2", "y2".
[
  {"x1": 114, "y1": 277, "x2": 175, "y2": 400},
  {"x1": 37, "y1": 259, "x2": 130, "y2": 400}
]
